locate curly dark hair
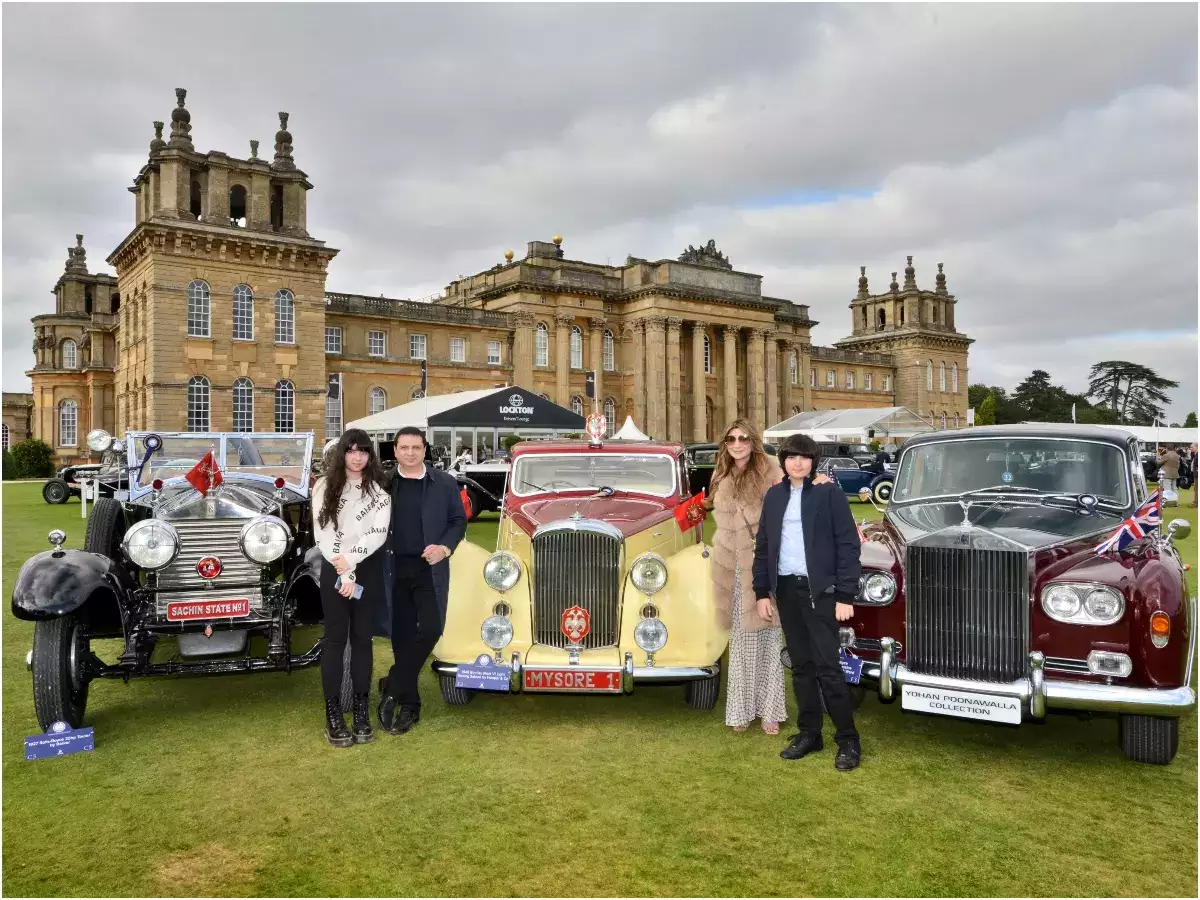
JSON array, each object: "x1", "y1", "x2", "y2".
[{"x1": 317, "y1": 428, "x2": 390, "y2": 531}]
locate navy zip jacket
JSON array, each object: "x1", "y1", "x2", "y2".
[{"x1": 752, "y1": 476, "x2": 862, "y2": 603}]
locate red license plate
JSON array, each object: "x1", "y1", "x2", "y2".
[
  {"x1": 523, "y1": 668, "x2": 623, "y2": 693},
  {"x1": 166, "y1": 599, "x2": 251, "y2": 621}
]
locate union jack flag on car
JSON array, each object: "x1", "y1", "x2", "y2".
[{"x1": 1094, "y1": 489, "x2": 1162, "y2": 555}]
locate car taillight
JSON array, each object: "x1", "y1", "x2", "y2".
[{"x1": 1149, "y1": 611, "x2": 1170, "y2": 649}]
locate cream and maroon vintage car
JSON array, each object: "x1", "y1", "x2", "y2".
[{"x1": 433, "y1": 437, "x2": 725, "y2": 707}]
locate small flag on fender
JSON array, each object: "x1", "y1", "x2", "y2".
[
  {"x1": 185, "y1": 449, "x2": 223, "y2": 495},
  {"x1": 674, "y1": 489, "x2": 707, "y2": 531},
  {"x1": 460, "y1": 487, "x2": 473, "y2": 518}
]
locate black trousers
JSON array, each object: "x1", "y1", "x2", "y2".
[
  {"x1": 319, "y1": 550, "x2": 383, "y2": 701},
  {"x1": 385, "y1": 555, "x2": 443, "y2": 711},
  {"x1": 775, "y1": 574, "x2": 859, "y2": 745}
]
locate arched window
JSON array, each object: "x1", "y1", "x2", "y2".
[
  {"x1": 275, "y1": 290, "x2": 295, "y2": 343},
  {"x1": 539, "y1": 392, "x2": 551, "y2": 401},
  {"x1": 952, "y1": 363, "x2": 959, "y2": 393},
  {"x1": 789, "y1": 351, "x2": 798, "y2": 385},
  {"x1": 900, "y1": 306, "x2": 906, "y2": 326},
  {"x1": 275, "y1": 380, "x2": 295, "y2": 432},
  {"x1": 535, "y1": 323, "x2": 549, "y2": 367},
  {"x1": 933, "y1": 304, "x2": 939, "y2": 325},
  {"x1": 877, "y1": 309, "x2": 886, "y2": 329},
  {"x1": 187, "y1": 280, "x2": 211, "y2": 338},
  {"x1": 603, "y1": 330, "x2": 615, "y2": 371},
  {"x1": 791, "y1": 406, "x2": 801, "y2": 416},
  {"x1": 59, "y1": 399, "x2": 78, "y2": 447},
  {"x1": 233, "y1": 285, "x2": 254, "y2": 340},
  {"x1": 571, "y1": 396, "x2": 584, "y2": 417},
  {"x1": 703, "y1": 335, "x2": 712, "y2": 374},
  {"x1": 603, "y1": 397, "x2": 615, "y2": 435},
  {"x1": 940, "y1": 412, "x2": 947, "y2": 429},
  {"x1": 62, "y1": 339, "x2": 77, "y2": 369},
  {"x1": 187, "y1": 376, "x2": 210, "y2": 432},
  {"x1": 939, "y1": 361, "x2": 947, "y2": 392},
  {"x1": 190, "y1": 180, "x2": 203, "y2": 218},
  {"x1": 1, "y1": 423, "x2": 9, "y2": 452},
  {"x1": 410, "y1": 386, "x2": 425, "y2": 400},
  {"x1": 232, "y1": 377, "x2": 254, "y2": 432},
  {"x1": 370, "y1": 387, "x2": 387, "y2": 415},
  {"x1": 229, "y1": 184, "x2": 248, "y2": 226},
  {"x1": 570, "y1": 326, "x2": 583, "y2": 369},
  {"x1": 954, "y1": 412, "x2": 960, "y2": 429},
  {"x1": 926, "y1": 360, "x2": 933, "y2": 392}
]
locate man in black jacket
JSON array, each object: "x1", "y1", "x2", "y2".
[
  {"x1": 753, "y1": 433, "x2": 863, "y2": 770},
  {"x1": 376, "y1": 426, "x2": 467, "y2": 735}
]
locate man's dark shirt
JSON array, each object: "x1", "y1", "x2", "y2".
[{"x1": 394, "y1": 472, "x2": 425, "y2": 558}]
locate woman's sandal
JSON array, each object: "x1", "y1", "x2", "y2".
[
  {"x1": 732, "y1": 724, "x2": 749, "y2": 733},
  {"x1": 761, "y1": 721, "x2": 780, "y2": 735}
]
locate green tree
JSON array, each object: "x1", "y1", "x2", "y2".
[
  {"x1": 1, "y1": 449, "x2": 16, "y2": 480},
  {"x1": 976, "y1": 393, "x2": 997, "y2": 426},
  {"x1": 1185, "y1": 412, "x2": 1197, "y2": 429},
  {"x1": 1086, "y1": 361, "x2": 1179, "y2": 425},
  {"x1": 10, "y1": 438, "x2": 54, "y2": 478},
  {"x1": 1012, "y1": 369, "x2": 1079, "y2": 421},
  {"x1": 968, "y1": 384, "x2": 1024, "y2": 424}
]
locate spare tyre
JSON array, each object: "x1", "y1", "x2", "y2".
[{"x1": 42, "y1": 479, "x2": 71, "y2": 504}]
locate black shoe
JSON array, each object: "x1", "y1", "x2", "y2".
[
  {"x1": 834, "y1": 740, "x2": 862, "y2": 771},
  {"x1": 394, "y1": 706, "x2": 420, "y2": 734},
  {"x1": 351, "y1": 692, "x2": 375, "y2": 744},
  {"x1": 377, "y1": 692, "x2": 398, "y2": 733},
  {"x1": 324, "y1": 698, "x2": 353, "y2": 748},
  {"x1": 780, "y1": 732, "x2": 824, "y2": 760}
]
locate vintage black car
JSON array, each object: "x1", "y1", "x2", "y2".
[
  {"x1": 685, "y1": 442, "x2": 779, "y2": 496},
  {"x1": 13, "y1": 430, "x2": 327, "y2": 731},
  {"x1": 42, "y1": 431, "x2": 130, "y2": 504}
]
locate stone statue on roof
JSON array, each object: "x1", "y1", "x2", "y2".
[{"x1": 678, "y1": 239, "x2": 732, "y2": 270}]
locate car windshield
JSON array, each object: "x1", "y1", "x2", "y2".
[
  {"x1": 128, "y1": 433, "x2": 312, "y2": 492},
  {"x1": 893, "y1": 438, "x2": 1130, "y2": 506},
  {"x1": 512, "y1": 453, "x2": 676, "y2": 497}
]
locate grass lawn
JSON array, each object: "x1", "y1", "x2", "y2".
[{"x1": 2, "y1": 482, "x2": 1196, "y2": 897}]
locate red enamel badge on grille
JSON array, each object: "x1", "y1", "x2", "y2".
[
  {"x1": 196, "y1": 556, "x2": 222, "y2": 579},
  {"x1": 561, "y1": 605, "x2": 591, "y2": 643}
]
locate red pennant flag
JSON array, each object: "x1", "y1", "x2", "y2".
[
  {"x1": 460, "y1": 487, "x2": 473, "y2": 518},
  {"x1": 674, "y1": 489, "x2": 707, "y2": 532},
  {"x1": 185, "y1": 449, "x2": 223, "y2": 495}
]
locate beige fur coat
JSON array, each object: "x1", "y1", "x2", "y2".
[{"x1": 710, "y1": 457, "x2": 783, "y2": 632}]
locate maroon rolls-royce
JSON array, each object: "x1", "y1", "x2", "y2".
[{"x1": 847, "y1": 424, "x2": 1194, "y2": 765}]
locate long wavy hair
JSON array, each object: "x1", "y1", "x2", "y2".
[
  {"x1": 709, "y1": 418, "x2": 776, "y2": 503},
  {"x1": 317, "y1": 428, "x2": 389, "y2": 531}
]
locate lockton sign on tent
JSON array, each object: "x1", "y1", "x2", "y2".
[{"x1": 345, "y1": 386, "x2": 586, "y2": 433}]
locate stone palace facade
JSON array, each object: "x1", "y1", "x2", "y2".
[{"x1": 9, "y1": 90, "x2": 972, "y2": 464}]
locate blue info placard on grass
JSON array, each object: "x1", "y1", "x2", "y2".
[
  {"x1": 25, "y1": 722, "x2": 95, "y2": 760},
  {"x1": 455, "y1": 663, "x2": 511, "y2": 692}
]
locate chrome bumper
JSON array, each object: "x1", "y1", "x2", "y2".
[
  {"x1": 431, "y1": 651, "x2": 720, "y2": 694},
  {"x1": 863, "y1": 622, "x2": 1196, "y2": 719}
]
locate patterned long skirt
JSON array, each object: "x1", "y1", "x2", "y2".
[{"x1": 725, "y1": 565, "x2": 788, "y2": 727}]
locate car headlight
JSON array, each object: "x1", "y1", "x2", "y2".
[
  {"x1": 1041, "y1": 583, "x2": 1123, "y2": 625},
  {"x1": 483, "y1": 552, "x2": 521, "y2": 592},
  {"x1": 238, "y1": 516, "x2": 292, "y2": 564},
  {"x1": 858, "y1": 571, "x2": 897, "y2": 605},
  {"x1": 630, "y1": 554, "x2": 668, "y2": 595},
  {"x1": 481, "y1": 615, "x2": 513, "y2": 650},
  {"x1": 86, "y1": 429, "x2": 113, "y2": 452},
  {"x1": 123, "y1": 519, "x2": 180, "y2": 570},
  {"x1": 634, "y1": 617, "x2": 668, "y2": 652}
]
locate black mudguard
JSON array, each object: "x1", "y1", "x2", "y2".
[{"x1": 11, "y1": 549, "x2": 135, "y2": 628}]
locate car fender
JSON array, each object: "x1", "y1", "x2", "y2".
[
  {"x1": 435, "y1": 541, "x2": 532, "y2": 662},
  {"x1": 11, "y1": 549, "x2": 133, "y2": 630}
]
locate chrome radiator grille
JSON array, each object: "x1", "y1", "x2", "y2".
[
  {"x1": 905, "y1": 546, "x2": 1029, "y2": 682},
  {"x1": 531, "y1": 527, "x2": 622, "y2": 649},
  {"x1": 154, "y1": 519, "x2": 264, "y2": 617}
]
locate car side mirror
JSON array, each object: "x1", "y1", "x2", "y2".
[
  {"x1": 1167, "y1": 518, "x2": 1191, "y2": 542},
  {"x1": 858, "y1": 487, "x2": 871, "y2": 502}
]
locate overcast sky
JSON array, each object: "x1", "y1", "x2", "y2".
[{"x1": 3, "y1": 3, "x2": 1197, "y2": 418}]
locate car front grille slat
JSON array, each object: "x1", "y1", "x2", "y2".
[
  {"x1": 532, "y1": 528, "x2": 621, "y2": 649},
  {"x1": 155, "y1": 519, "x2": 264, "y2": 617},
  {"x1": 906, "y1": 546, "x2": 1028, "y2": 682}
]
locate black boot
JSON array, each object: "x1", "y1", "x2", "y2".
[
  {"x1": 351, "y1": 692, "x2": 375, "y2": 744},
  {"x1": 324, "y1": 698, "x2": 353, "y2": 748}
]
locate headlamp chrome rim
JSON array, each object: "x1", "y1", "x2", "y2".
[
  {"x1": 1041, "y1": 581, "x2": 1124, "y2": 626},
  {"x1": 86, "y1": 429, "x2": 113, "y2": 452},
  {"x1": 483, "y1": 552, "x2": 522, "y2": 593},
  {"x1": 122, "y1": 518, "x2": 180, "y2": 570},
  {"x1": 238, "y1": 515, "x2": 292, "y2": 565},
  {"x1": 630, "y1": 553, "x2": 668, "y2": 595},
  {"x1": 857, "y1": 571, "x2": 897, "y2": 605},
  {"x1": 481, "y1": 615, "x2": 514, "y2": 651},
  {"x1": 634, "y1": 617, "x2": 668, "y2": 652}
]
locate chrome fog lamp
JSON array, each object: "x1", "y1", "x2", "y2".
[
  {"x1": 86, "y1": 429, "x2": 113, "y2": 452},
  {"x1": 483, "y1": 552, "x2": 521, "y2": 592},
  {"x1": 481, "y1": 615, "x2": 513, "y2": 651},
  {"x1": 858, "y1": 571, "x2": 897, "y2": 604},
  {"x1": 630, "y1": 554, "x2": 668, "y2": 595},
  {"x1": 1042, "y1": 584, "x2": 1083, "y2": 621},
  {"x1": 238, "y1": 516, "x2": 291, "y2": 564},
  {"x1": 1087, "y1": 650, "x2": 1133, "y2": 678},
  {"x1": 1083, "y1": 587, "x2": 1124, "y2": 624},
  {"x1": 123, "y1": 519, "x2": 180, "y2": 570},
  {"x1": 634, "y1": 617, "x2": 668, "y2": 652}
]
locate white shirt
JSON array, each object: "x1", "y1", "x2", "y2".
[{"x1": 778, "y1": 481, "x2": 808, "y2": 577}]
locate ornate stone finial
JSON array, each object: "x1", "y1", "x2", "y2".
[
  {"x1": 890, "y1": 271, "x2": 899, "y2": 293},
  {"x1": 149, "y1": 121, "x2": 166, "y2": 156},
  {"x1": 935, "y1": 262, "x2": 947, "y2": 295},
  {"x1": 678, "y1": 239, "x2": 733, "y2": 270},
  {"x1": 552, "y1": 234, "x2": 563, "y2": 246},
  {"x1": 65, "y1": 234, "x2": 88, "y2": 275},
  {"x1": 249, "y1": 139, "x2": 259, "y2": 161},
  {"x1": 903, "y1": 255, "x2": 916, "y2": 289},
  {"x1": 273, "y1": 111, "x2": 294, "y2": 169},
  {"x1": 857, "y1": 265, "x2": 869, "y2": 299},
  {"x1": 504, "y1": 249, "x2": 515, "y2": 262},
  {"x1": 168, "y1": 88, "x2": 193, "y2": 150}
]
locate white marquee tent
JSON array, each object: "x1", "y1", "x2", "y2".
[
  {"x1": 1019, "y1": 422, "x2": 1197, "y2": 447},
  {"x1": 764, "y1": 407, "x2": 936, "y2": 443}
]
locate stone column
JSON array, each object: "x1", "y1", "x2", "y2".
[
  {"x1": 643, "y1": 316, "x2": 667, "y2": 439},
  {"x1": 666, "y1": 317, "x2": 682, "y2": 441},
  {"x1": 691, "y1": 320, "x2": 708, "y2": 442},
  {"x1": 720, "y1": 324, "x2": 739, "y2": 427},
  {"x1": 630, "y1": 321, "x2": 646, "y2": 428},
  {"x1": 588, "y1": 316, "x2": 606, "y2": 413},
  {"x1": 747, "y1": 328, "x2": 767, "y2": 433},
  {"x1": 555, "y1": 312, "x2": 573, "y2": 406},
  {"x1": 765, "y1": 333, "x2": 779, "y2": 430},
  {"x1": 512, "y1": 312, "x2": 535, "y2": 388},
  {"x1": 780, "y1": 340, "x2": 794, "y2": 418},
  {"x1": 800, "y1": 342, "x2": 813, "y2": 410}
]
